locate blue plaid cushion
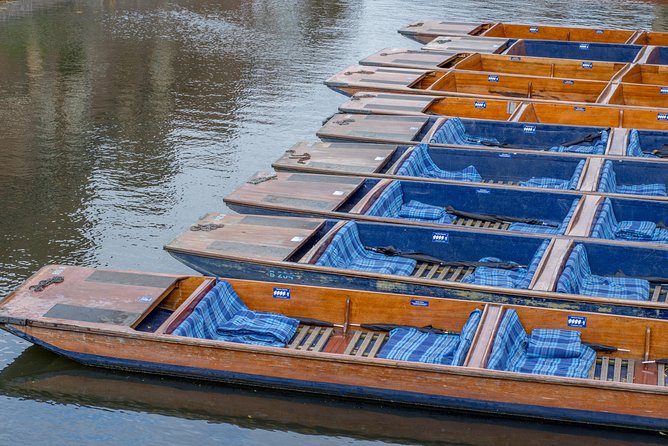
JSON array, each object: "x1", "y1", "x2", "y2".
[
  {"x1": 378, "y1": 309, "x2": 482, "y2": 366},
  {"x1": 616, "y1": 220, "x2": 657, "y2": 240},
  {"x1": 627, "y1": 129, "x2": 658, "y2": 158},
  {"x1": 599, "y1": 161, "x2": 667, "y2": 197},
  {"x1": 461, "y1": 240, "x2": 549, "y2": 290},
  {"x1": 508, "y1": 199, "x2": 579, "y2": 236},
  {"x1": 429, "y1": 118, "x2": 499, "y2": 147},
  {"x1": 172, "y1": 281, "x2": 246, "y2": 339},
  {"x1": 399, "y1": 200, "x2": 455, "y2": 223},
  {"x1": 556, "y1": 244, "x2": 650, "y2": 300},
  {"x1": 215, "y1": 308, "x2": 299, "y2": 347},
  {"x1": 396, "y1": 144, "x2": 482, "y2": 181},
  {"x1": 547, "y1": 130, "x2": 608, "y2": 155},
  {"x1": 487, "y1": 310, "x2": 596, "y2": 379},
  {"x1": 377, "y1": 328, "x2": 460, "y2": 364},
  {"x1": 364, "y1": 181, "x2": 403, "y2": 218},
  {"x1": 486, "y1": 309, "x2": 528, "y2": 372},
  {"x1": 590, "y1": 198, "x2": 618, "y2": 240},
  {"x1": 172, "y1": 281, "x2": 299, "y2": 347},
  {"x1": 315, "y1": 221, "x2": 416, "y2": 276},
  {"x1": 518, "y1": 177, "x2": 570, "y2": 190},
  {"x1": 526, "y1": 329, "x2": 582, "y2": 358}
]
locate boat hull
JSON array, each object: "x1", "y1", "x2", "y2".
[{"x1": 6, "y1": 323, "x2": 667, "y2": 432}]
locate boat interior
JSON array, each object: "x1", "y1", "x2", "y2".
[{"x1": 503, "y1": 40, "x2": 643, "y2": 63}]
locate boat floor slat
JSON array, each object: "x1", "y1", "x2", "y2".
[
  {"x1": 592, "y1": 357, "x2": 636, "y2": 383},
  {"x1": 301, "y1": 326, "x2": 323, "y2": 351},
  {"x1": 355, "y1": 333, "x2": 375, "y2": 357},
  {"x1": 343, "y1": 331, "x2": 363, "y2": 355},
  {"x1": 288, "y1": 325, "x2": 311, "y2": 349},
  {"x1": 659, "y1": 364, "x2": 666, "y2": 387},
  {"x1": 367, "y1": 333, "x2": 387, "y2": 358},
  {"x1": 312, "y1": 327, "x2": 334, "y2": 352},
  {"x1": 412, "y1": 262, "x2": 473, "y2": 283}
]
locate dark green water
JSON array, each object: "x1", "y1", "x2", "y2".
[{"x1": 1, "y1": 0, "x2": 667, "y2": 443}]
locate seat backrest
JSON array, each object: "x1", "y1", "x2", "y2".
[
  {"x1": 395, "y1": 144, "x2": 440, "y2": 177},
  {"x1": 567, "y1": 160, "x2": 586, "y2": 190},
  {"x1": 626, "y1": 129, "x2": 642, "y2": 157},
  {"x1": 315, "y1": 221, "x2": 365, "y2": 269},
  {"x1": 172, "y1": 280, "x2": 246, "y2": 339},
  {"x1": 597, "y1": 160, "x2": 617, "y2": 193},
  {"x1": 364, "y1": 181, "x2": 404, "y2": 218},
  {"x1": 515, "y1": 240, "x2": 551, "y2": 289},
  {"x1": 430, "y1": 118, "x2": 469, "y2": 145},
  {"x1": 451, "y1": 309, "x2": 483, "y2": 366},
  {"x1": 590, "y1": 198, "x2": 618, "y2": 240},
  {"x1": 555, "y1": 244, "x2": 591, "y2": 295},
  {"x1": 485, "y1": 309, "x2": 527, "y2": 371}
]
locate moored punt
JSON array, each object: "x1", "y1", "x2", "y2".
[
  {"x1": 326, "y1": 65, "x2": 609, "y2": 103},
  {"x1": 224, "y1": 171, "x2": 584, "y2": 237},
  {"x1": 339, "y1": 92, "x2": 668, "y2": 131},
  {"x1": 317, "y1": 114, "x2": 668, "y2": 161},
  {"x1": 398, "y1": 21, "x2": 645, "y2": 44},
  {"x1": 165, "y1": 214, "x2": 668, "y2": 319},
  {"x1": 360, "y1": 50, "x2": 628, "y2": 81},
  {"x1": 2, "y1": 266, "x2": 668, "y2": 431}
]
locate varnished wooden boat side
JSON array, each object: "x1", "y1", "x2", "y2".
[{"x1": 2, "y1": 266, "x2": 668, "y2": 431}]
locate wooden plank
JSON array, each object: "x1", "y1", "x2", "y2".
[
  {"x1": 312, "y1": 327, "x2": 334, "y2": 352},
  {"x1": 659, "y1": 364, "x2": 666, "y2": 387},
  {"x1": 564, "y1": 195, "x2": 604, "y2": 237},
  {"x1": 302, "y1": 327, "x2": 322, "y2": 351},
  {"x1": 627, "y1": 359, "x2": 635, "y2": 383},
  {"x1": 355, "y1": 333, "x2": 375, "y2": 357},
  {"x1": 288, "y1": 326, "x2": 310, "y2": 349},
  {"x1": 529, "y1": 239, "x2": 571, "y2": 292},
  {"x1": 601, "y1": 357, "x2": 610, "y2": 381},
  {"x1": 652, "y1": 285, "x2": 662, "y2": 302},
  {"x1": 613, "y1": 358, "x2": 622, "y2": 382},
  {"x1": 343, "y1": 331, "x2": 363, "y2": 355},
  {"x1": 367, "y1": 333, "x2": 387, "y2": 358}
]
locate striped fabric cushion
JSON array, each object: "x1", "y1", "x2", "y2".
[
  {"x1": 556, "y1": 244, "x2": 650, "y2": 300},
  {"x1": 315, "y1": 221, "x2": 416, "y2": 276},
  {"x1": 518, "y1": 177, "x2": 570, "y2": 189},
  {"x1": 508, "y1": 199, "x2": 579, "y2": 236},
  {"x1": 399, "y1": 200, "x2": 454, "y2": 223},
  {"x1": 590, "y1": 198, "x2": 618, "y2": 240},
  {"x1": 526, "y1": 329, "x2": 582, "y2": 358},
  {"x1": 172, "y1": 281, "x2": 299, "y2": 347},
  {"x1": 592, "y1": 198, "x2": 668, "y2": 243},
  {"x1": 378, "y1": 309, "x2": 482, "y2": 366},
  {"x1": 429, "y1": 118, "x2": 499, "y2": 147},
  {"x1": 215, "y1": 308, "x2": 299, "y2": 347},
  {"x1": 599, "y1": 161, "x2": 667, "y2": 197},
  {"x1": 487, "y1": 310, "x2": 596, "y2": 379},
  {"x1": 364, "y1": 181, "x2": 454, "y2": 224},
  {"x1": 616, "y1": 220, "x2": 657, "y2": 240},
  {"x1": 626, "y1": 129, "x2": 658, "y2": 158},
  {"x1": 396, "y1": 144, "x2": 482, "y2": 181}
]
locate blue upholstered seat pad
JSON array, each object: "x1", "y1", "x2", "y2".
[
  {"x1": 215, "y1": 308, "x2": 299, "y2": 347},
  {"x1": 396, "y1": 144, "x2": 482, "y2": 181},
  {"x1": 315, "y1": 221, "x2": 416, "y2": 276},
  {"x1": 627, "y1": 129, "x2": 659, "y2": 158},
  {"x1": 556, "y1": 244, "x2": 650, "y2": 301},
  {"x1": 616, "y1": 220, "x2": 657, "y2": 240},
  {"x1": 591, "y1": 198, "x2": 668, "y2": 243},
  {"x1": 526, "y1": 329, "x2": 582, "y2": 358},
  {"x1": 460, "y1": 241, "x2": 549, "y2": 290},
  {"x1": 518, "y1": 160, "x2": 585, "y2": 191},
  {"x1": 172, "y1": 281, "x2": 299, "y2": 347},
  {"x1": 547, "y1": 130, "x2": 608, "y2": 155},
  {"x1": 508, "y1": 199, "x2": 579, "y2": 236},
  {"x1": 486, "y1": 310, "x2": 596, "y2": 379},
  {"x1": 599, "y1": 161, "x2": 667, "y2": 197},
  {"x1": 378, "y1": 309, "x2": 482, "y2": 366},
  {"x1": 399, "y1": 200, "x2": 452, "y2": 222},
  {"x1": 429, "y1": 118, "x2": 500, "y2": 147},
  {"x1": 364, "y1": 181, "x2": 454, "y2": 224}
]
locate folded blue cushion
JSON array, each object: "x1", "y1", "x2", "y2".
[
  {"x1": 615, "y1": 220, "x2": 656, "y2": 240},
  {"x1": 399, "y1": 200, "x2": 446, "y2": 220},
  {"x1": 526, "y1": 329, "x2": 582, "y2": 358},
  {"x1": 215, "y1": 308, "x2": 299, "y2": 347}
]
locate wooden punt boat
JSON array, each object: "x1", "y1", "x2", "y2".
[
  {"x1": 360, "y1": 50, "x2": 628, "y2": 81},
  {"x1": 326, "y1": 65, "x2": 609, "y2": 103},
  {"x1": 12, "y1": 350, "x2": 657, "y2": 445},
  {"x1": 326, "y1": 65, "x2": 668, "y2": 109},
  {"x1": 339, "y1": 92, "x2": 668, "y2": 131},
  {"x1": 165, "y1": 213, "x2": 668, "y2": 319},
  {"x1": 224, "y1": 170, "x2": 668, "y2": 246},
  {"x1": 316, "y1": 113, "x2": 668, "y2": 161},
  {"x1": 398, "y1": 21, "x2": 656, "y2": 45},
  {"x1": 423, "y1": 40, "x2": 646, "y2": 65},
  {"x1": 2, "y1": 265, "x2": 667, "y2": 431}
]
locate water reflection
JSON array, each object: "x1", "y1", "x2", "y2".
[{"x1": 1, "y1": 0, "x2": 668, "y2": 443}]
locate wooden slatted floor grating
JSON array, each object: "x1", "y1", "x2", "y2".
[
  {"x1": 451, "y1": 218, "x2": 510, "y2": 230},
  {"x1": 412, "y1": 262, "x2": 476, "y2": 282},
  {"x1": 288, "y1": 325, "x2": 334, "y2": 352},
  {"x1": 343, "y1": 331, "x2": 388, "y2": 358},
  {"x1": 649, "y1": 283, "x2": 668, "y2": 303},
  {"x1": 588, "y1": 357, "x2": 636, "y2": 383}
]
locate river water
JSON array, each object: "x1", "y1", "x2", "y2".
[{"x1": 0, "y1": 0, "x2": 666, "y2": 444}]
